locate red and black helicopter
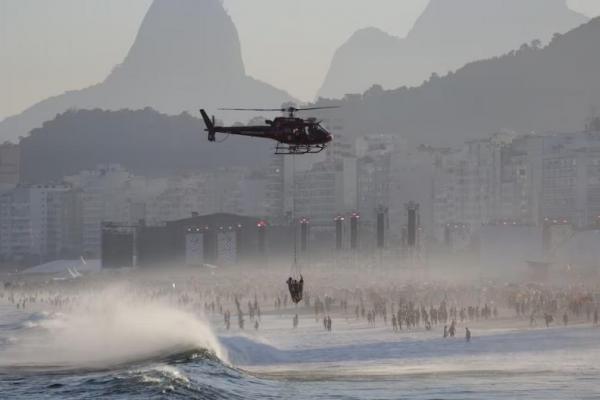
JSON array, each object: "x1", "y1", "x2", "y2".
[{"x1": 200, "y1": 106, "x2": 337, "y2": 155}]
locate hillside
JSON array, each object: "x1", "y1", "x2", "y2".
[
  {"x1": 0, "y1": 0, "x2": 293, "y2": 143},
  {"x1": 311, "y1": 17, "x2": 600, "y2": 147},
  {"x1": 318, "y1": 0, "x2": 587, "y2": 99},
  {"x1": 19, "y1": 109, "x2": 273, "y2": 183}
]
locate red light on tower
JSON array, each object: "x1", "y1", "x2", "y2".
[
  {"x1": 257, "y1": 221, "x2": 267, "y2": 255},
  {"x1": 335, "y1": 216, "x2": 344, "y2": 250},
  {"x1": 350, "y1": 213, "x2": 359, "y2": 250},
  {"x1": 300, "y1": 217, "x2": 309, "y2": 252}
]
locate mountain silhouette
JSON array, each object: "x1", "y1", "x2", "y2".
[
  {"x1": 19, "y1": 108, "x2": 275, "y2": 183},
  {"x1": 24, "y1": 16, "x2": 600, "y2": 183},
  {"x1": 310, "y1": 16, "x2": 600, "y2": 147},
  {"x1": 318, "y1": 0, "x2": 587, "y2": 99},
  {"x1": 0, "y1": 0, "x2": 292, "y2": 143}
]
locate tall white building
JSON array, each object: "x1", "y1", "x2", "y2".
[
  {"x1": 291, "y1": 133, "x2": 357, "y2": 227},
  {"x1": 294, "y1": 158, "x2": 357, "y2": 227},
  {"x1": 264, "y1": 133, "x2": 357, "y2": 225},
  {"x1": 0, "y1": 184, "x2": 76, "y2": 263},
  {"x1": 356, "y1": 135, "x2": 399, "y2": 226},
  {"x1": 64, "y1": 164, "x2": 264, "y2": 257},
  {"x1": 64, "y1": 165, "x2": 152, "y2": 257},
  {"x1": 145, "y1": 168, "x2": 249, "y2": 223},
  {"x1": 432, "y1": 132, "x2": 533, "y2": 243},
  {"x1": 145, "y1": 174, "x2": 213, "y2": 224},
  {"x1": 432, "y1": 129, "x2": 600, "y2": 244},
  {"x1": 540, "y1": 131, "x2": 600, "y2": 227},
  {"x1": 0, "y1": 143, "x2": 19, "y2": 189}
]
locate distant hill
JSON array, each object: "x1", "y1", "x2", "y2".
[
  {"x1": 0, "y1": 0, "x2": 293, "y2": 143},
  {"x1": 310, "y1": 17, "x2": 600, "y2": 147},
  {"x1": 19, "y1": 108, "x2": 273, "y2": 183},
  {"x1": 318, "y1": 0, "x2": 587, "y2": 99},
  {"x1": 22, "y1": 17, "x2": 600, "y2": 182}
]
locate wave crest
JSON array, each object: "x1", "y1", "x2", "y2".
[{"x1": 0, "y1": 287, "x2": 226, "y2": 370}]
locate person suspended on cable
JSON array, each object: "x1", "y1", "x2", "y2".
[
  {"x1": 286, "y1": 276, "x2": 295, "y2": 302},
  {"x1": 286, "y1": 275, "x2": 304, "y2": 304},
  {"x1": 295, "y1": 275, "x2": 304, "y2": 303}
]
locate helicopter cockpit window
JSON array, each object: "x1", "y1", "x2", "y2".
[
  {"x1": 309, "y1": 124, "x2": 326, "y2": 136},
  {"x1": 295, "y1": 126, "x2": 308, "y2": 136}
]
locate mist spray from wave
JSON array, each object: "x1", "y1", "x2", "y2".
[{"x1": 0, "y1": 285, "x2": 226, "y2": 370}]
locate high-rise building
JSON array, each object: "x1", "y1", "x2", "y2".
[
  {"x1": 65, "y1": 165, "x2": 145, "y2": 257},
  {"x1": 295, "y1": 160, "x2": 344, "y2": 227},
  {"x1": 0, "y1": 143, "x2": 19, "y2": 188},
  {"x1": 357, "y1": 135, "x2": 396, "y2": 226},
  {"x1": 0, "y1": 184, "x2": 78, "y2": 264},
  {"x1": 431, "y1": 132, "x2": 534, "y2": 243},
  {"x1": 540, "y1": 131, "x2": 600, "y2": 227},
  {"x1": 431, "y1": 130, "x2": 600, "y2": 245},
  {"x1": 265, "y1": 155, "x2": 294, "y2": 222}
]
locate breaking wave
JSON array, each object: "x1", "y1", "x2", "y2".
[{"x1": 0, "y1": 287, "x2": 226, "y2": 371}]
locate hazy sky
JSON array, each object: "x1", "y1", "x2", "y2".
[{"x1": 1, "y1": 0, "x2": 599, "y2": 119}]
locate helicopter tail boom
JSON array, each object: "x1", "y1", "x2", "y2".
[{"x1": 200, "y1": 109, "x2": 216, "y2": 142}]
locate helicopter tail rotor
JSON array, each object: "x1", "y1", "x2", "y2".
[{"x1": 200, "y1": 109, "x2": 216, "y2": 142}]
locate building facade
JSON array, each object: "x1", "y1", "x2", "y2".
[
  {"x1": 432, "y1": 129, "x2": 600, "y2": 245},
  {"x1": 0, "y1": 184, "x2": 78, "y2": 264},
  {"x1": 0, "y1": 143, "x2": 19, "y2": 188},
  {"x1": 540, "y1": 131, "x2": 600, "y2": 227}
]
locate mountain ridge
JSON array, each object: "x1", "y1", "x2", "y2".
[
  {"x1": 19, "y1": 108, "x2": 274, "y2": 183},
  {"x1": 0, "y1": 0, "x2": 293, "y2": 143},
  {"x1": 18, "y1": 16, "x2": 600, "y2": 181},
  {"x1": 318, "y1": 0, "x2": 588, "y2": 99},
  {"x1": 311, "y1": 16, "x2": 600, "y2": 147}
]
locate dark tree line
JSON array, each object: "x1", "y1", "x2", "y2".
[{"x1": 19, "y1": 108, "x2": 271, "y2": 183}]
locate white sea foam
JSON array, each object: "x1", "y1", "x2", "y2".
[
  {"x1": 21, "y1": 321, "x2": 38, "y2": 329},
  {"x1": 0, "y1": 286, "x2": 226, "y2": 369},
  {"x1": 135, "y1": 364, "x2": 190, "y2": 387}
]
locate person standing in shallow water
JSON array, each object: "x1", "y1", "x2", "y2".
[
  {"x1": 544, "y1": 313, "x2": 553, "y2": 328},
  {"x1": 449, "y1": 321, "x2": 456, "y2": 337},
  {"x1": 465, "y1": 327, "x2": 471, "y2": 342}
]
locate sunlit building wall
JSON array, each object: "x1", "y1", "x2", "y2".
[{"x1": 0, "y1": 184, "x2": 76, "y2": 264}]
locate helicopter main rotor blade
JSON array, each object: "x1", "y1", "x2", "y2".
[
  {"x1": 294, "y1": 106, "x2": 340, "y2": 112},
  {"x1": 219, "y1": 106, "x2": 340, "y2": 112},
  {"x1": 219, "y1": 108, "x2": 284, "y2": 112}
]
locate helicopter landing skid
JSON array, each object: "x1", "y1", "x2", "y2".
[{"x1": 275, "y1": 143, "x2": 326, "y2": 155}]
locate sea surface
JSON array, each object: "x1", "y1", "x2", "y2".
[{"x1": 1, "y1": 303, "x2": 599, "y2": 399}]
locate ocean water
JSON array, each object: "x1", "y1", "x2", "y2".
[{"x1": 1, "y1": 303, "x2": 599, "y2": 400}]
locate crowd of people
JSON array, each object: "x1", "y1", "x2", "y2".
[{"x1": 1, "y1": 269, "x2": 600, "y2": 342}]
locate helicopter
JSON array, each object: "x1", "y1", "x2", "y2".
[{"x1": 200, "y1": 106, "x2": 337, "y2": 155}]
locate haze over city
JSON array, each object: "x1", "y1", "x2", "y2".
[{"x1": 2, "y1": 1, "x2": 600, "y2": 399}]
